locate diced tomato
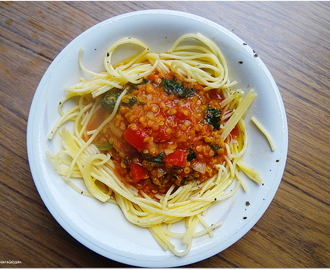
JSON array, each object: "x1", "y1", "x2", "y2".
[
  {"x1": 124, "y1": 124, "x2": 148, "y2": 151},
  {"x1": 129, "y1": 163, "x2": 148, "y2": 182},
  {"x1": 164, "y1": 149, "x2": 187, "y2": 168}
]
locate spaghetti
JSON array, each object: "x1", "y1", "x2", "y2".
[{"x1": 46, "y1": 33, "x2": 262, "y2": 256}]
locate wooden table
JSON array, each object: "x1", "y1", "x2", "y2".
[{"x1": 1, "y1": 1, "x2": 329, "y2": 268}]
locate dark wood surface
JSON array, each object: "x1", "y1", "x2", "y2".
[{"x1": 1, "y1": 1, "x2": 329, "y2": 268}]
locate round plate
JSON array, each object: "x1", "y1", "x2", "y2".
[{"x1": 27, "y1": 10, "x2": 288, "y2": 267}]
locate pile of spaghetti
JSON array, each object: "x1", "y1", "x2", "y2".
[{"x1": 46, "y1": 33, "x2": 263, "y2": 256}]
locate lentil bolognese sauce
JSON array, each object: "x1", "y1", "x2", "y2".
[
  {"x1": 46, "y1": 33, "x2": 263, "y2": 256},
  {"x1": 89, "y1": 71, "x2": 229, "y2": 199}
]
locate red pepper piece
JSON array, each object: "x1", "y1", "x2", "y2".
[
  {"x1": 129, "y1": 163, "x2": 148, "y2": 182},
  {"x1": 124, "y1": 124, "x2": 148, "y2": 152},
  {"x1": 164, "y1": 149, "x2": 187, "y2": 168}
]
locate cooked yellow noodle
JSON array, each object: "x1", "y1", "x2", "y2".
[
  {"x1": 251, "y1": 116, "x2": 276, "y2": 151},
  {"x1": 220, "y1": 89, "x2": 257, "y2": 140}
]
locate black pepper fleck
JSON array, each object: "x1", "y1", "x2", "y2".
[
  {"x1": 245, "y1": 201, "x2": 250, "y2": 206},
  {"x1": 243, "y1": 217, "x2": 247, "y2": 219},
  {"x1": 276, "y1": 159, "x2": 280, "y2": 162},
  {"x1": 106, "y1": 52, "x2": 109, "y2": 57},
  {"x1": 243, "y1": 42, "x2": 247, "y2": 45},
  {"x1": 254, "y1": 53, "x2": 258, "y2": 57},
  {"x1": 239, "y1": 61, "x2": 243, "y2": 64}
]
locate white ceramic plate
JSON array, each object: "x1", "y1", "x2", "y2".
[{"x1": 27, "y1": 10, "x2": 288, "y2": 267}]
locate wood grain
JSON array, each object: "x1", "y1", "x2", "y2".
[{"x1": 1, "y1": 1, "x2": 329, "y2": 268}]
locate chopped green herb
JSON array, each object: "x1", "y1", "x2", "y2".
[
  {"x1": 179, "y1": 173, "x2": 198, "y2": 186},
  {"x1": 102, "y1": 87, "x2": 146, "y2": 112},
  {"x1": 101, "y1": 89, "x2": 121, "y2": 112},
  {"x1": 123, "y1": 97, "x2": 146, "y2": 107},
  {"x1": 205, "y1": 107, "x2": 221, "y2": 130},
  {"x1": 94, "y1": 142, "x2": 113, "y2": 151},
  {"x1": 121, "y1": 96, "x2": 138, "y2": 107},
  {"x1": 187, "y1": 148, "x2": 197, "y2": 161},
  {"x1": 210, "y1": 144, "x2": 222, "y2": 151},
  {"x1": 161, "y1": 78, "x2": 197, "y2": 98},
  {"x1": 180, "y1": 177, "x2": 188, "y2": 186},
  {"x1": 145, "y1": 152, "x2": 165, "y2": 163},
  {"x1": 127, "y1": 96, "x2": 138, "y2": 107},
  {"x1": 210, "y1": 144, "x2": 222, "y2": 157}
]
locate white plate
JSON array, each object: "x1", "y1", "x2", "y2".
[{"x1": 27, "y1": 10, "x2": 288, "y2": 267}]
